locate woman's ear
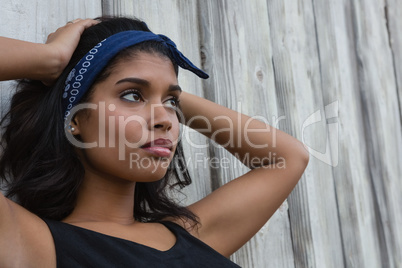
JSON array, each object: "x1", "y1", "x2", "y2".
[{"x1": 68, "y1": 117, "x2": 81, "y2": 135}]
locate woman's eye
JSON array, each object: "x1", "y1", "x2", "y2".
[
  {"x1": 164, "y1": 97, "x2": 179, "y2": 108},
  {"x1": 121, "y1": 91, "x2": 142, "y2": 102}
]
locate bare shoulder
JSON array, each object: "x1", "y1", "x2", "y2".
[{"x1": 0, "y1": 193, "x2": 56, "y2": 267}]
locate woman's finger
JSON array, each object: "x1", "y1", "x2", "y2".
[{"x1": 66, "y1": 18, "x2": 83, "y2": 25}]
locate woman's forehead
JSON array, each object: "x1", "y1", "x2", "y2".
[
  {"x1": 92, "y1": 53, "x2": 179, "y2": 92},
  {"x1": 110, "y1": 52, "x2": 176, "y2": 76}
]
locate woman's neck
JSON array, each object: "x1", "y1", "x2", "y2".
[{"x1": 63, "y1": 173, "x2": 136, "y2": 225}]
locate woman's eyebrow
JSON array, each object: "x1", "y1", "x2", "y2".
[
  {"x1": 116, "y1": 77, "x2": 182, "y2": 92},
  {"x1": 169, "y1": 85, "x2": 182, "y2": 93},
  {"x1": 115, "y1": 77, "x2": 150, "y2": 86}
]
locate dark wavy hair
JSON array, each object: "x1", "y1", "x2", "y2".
[{"x1": 0, "y1": 16, "x2": 198, "y2": 225}]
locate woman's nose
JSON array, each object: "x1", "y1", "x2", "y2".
[{"x1": 149, "y1": 103, "x2": 172, "y2": 131}]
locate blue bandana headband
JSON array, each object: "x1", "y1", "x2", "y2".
[{"x1": 62, "y1": 30, "x2": 209, "y2": 121}]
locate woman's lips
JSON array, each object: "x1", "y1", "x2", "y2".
[
  {"x1": 140, "y1": 138, "x2": 173, "y2": 157},
  {"x1": 141, "y1": 147, "x2": 172, "y2": 157}
]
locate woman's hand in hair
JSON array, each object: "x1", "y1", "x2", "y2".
[
  {"x1": 0, "y1": 19, "x2": 98, "y2": 85},
  {"x1": 43, "y1": 18, "x2": 99, "y2": 85}
]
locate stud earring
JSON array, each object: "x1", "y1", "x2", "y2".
[{"x1": 68, "y1": 125, "x2": 75, "y2": 132}]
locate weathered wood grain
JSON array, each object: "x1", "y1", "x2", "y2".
[
  {"x1": 351, "y1": 1, "x2": 402, "y2": 267},
  {"x1": 197, "y1": 1, "x2": 295, "y2": 267},
  {"x1": 386, "y1": 0, "x2": 402, "y2": 129},
  {"x1": 311, "y1": 0, "x2": 386, "y2": 267},
  {"x1": 266, "y1": 1, "x2": 346, "y2": 267}
]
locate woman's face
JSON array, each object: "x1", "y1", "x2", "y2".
[{"x1": 73, "y1": 52, "x2": 181, "y2": 183}]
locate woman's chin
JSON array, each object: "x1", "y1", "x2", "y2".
[{"x1": 127, "y1": 164, "x2": 171, "y2": 183}]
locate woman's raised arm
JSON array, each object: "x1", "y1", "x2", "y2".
[
  {"x1": 179, "y1": 91, "x2": 309, "y2": 257},
  {"x1": 0, "y1": 188, "x2": 57, "y2": 267},
  {"x1": 0, "y1": 18, "x2": 98, "y2": 85}
]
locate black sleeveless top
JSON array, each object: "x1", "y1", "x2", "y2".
[{"x1": 43, "y1": 219, "x2": 241, "y2": 267}]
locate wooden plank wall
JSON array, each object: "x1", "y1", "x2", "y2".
[{"x1": 1, "y1": 0, "x2": 401, "y2": 267}]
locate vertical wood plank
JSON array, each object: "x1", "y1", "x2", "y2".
[
  {"x1": 386, "y1": 0, "x2": 402, "y2": 260},
  {"x1": 311, "y1": 0, "x2": 386, "y2": 267},
  {"x1": 351, "y1": 1, "x2": 402, "y2": 267},
  {"x1": 266, "y1": 0, "x2": 345, "y2": 267},
  {"x1": 386, "y1": 0, "x2": 402, "y2": 150},
  {"x1": 197, "y1": 1, "x2": 295, "y2": 267}
]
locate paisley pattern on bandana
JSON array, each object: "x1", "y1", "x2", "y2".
[{"x1": 62, "y1": 31, "x2": 208, "y2": 122}]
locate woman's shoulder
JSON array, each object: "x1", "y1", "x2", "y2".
[
  {"x1": 161, "y1": 216, "x2": 201, "y2": 237},
  {"x1": 160, "y1": 219, "x2": 241, "y2": 267},
  {"x1": 0, "y1": 194, "x2": 56, "y2": 267}
]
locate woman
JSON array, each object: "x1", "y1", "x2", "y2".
[{"x1": 0, "y1": 17, "x2": 309, "y2": 267}]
